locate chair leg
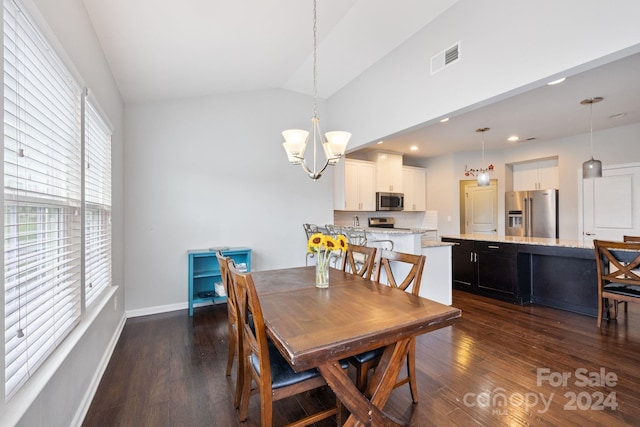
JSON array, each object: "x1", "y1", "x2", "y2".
[
  {"x1": 259, "y1": 378, "x2": 273, "y2": 427},
  {"x1": 232, "y1": 342, "x2": 243, "y2": 409},
  {"x1": 407, "y1": 340, "x2": 418, "y2": 403},
  {"x1": 597, "y1": 302, "x2": 602, "y2": 328},
  {"x1": 355, "y1": 364, "x2": 369, "y2": 392},
  {"x1": 238, "y1": 358, "x2": 252, "y2": 422},
  {"x1": 226, "y1": 325, "x2": 236, "y2": 376}
]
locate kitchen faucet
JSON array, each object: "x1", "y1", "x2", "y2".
[{"x1": 353, "y1": 215, "x2": 359, "y2": 226}]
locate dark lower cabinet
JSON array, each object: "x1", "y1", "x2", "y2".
[
  {"x1": 443, "y1": 237, "x2": 597, "y2": 314},
  {"x1": 450, "y1": 238, "x2": 474, "y2": 290},
  {"x1": 476, "y1": 241, "x2": 518, "y2": 295},
  {"x1": 443, "y1": 238, "x2": 528, "y2": 303}
]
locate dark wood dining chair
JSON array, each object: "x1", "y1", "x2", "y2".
[
  {"x1": 594, "y1": 239, "x2": 640, "y2": 327},
  {"x1": 340, "y1": 244, "x2": 377, "y2": 279},
  {"x1": 216, "y1": 252, "x2": 243, "y2": 409},
  {"x1": 349, "y1": 249, "x2": 426, "y2": 403},
  {"x1": 614, "y1": 236, "x2": 640, "y2": 313},
  {"x1": 229, "y1": 264, "x2": 343, "y2": 426}
]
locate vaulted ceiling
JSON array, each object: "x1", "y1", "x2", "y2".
[{"x1": 82, "y1": 0, "x2": 640, "y2": 158}]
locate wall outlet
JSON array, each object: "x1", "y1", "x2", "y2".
[{"x1": 447, "y1": 215, "x2": 452, "y2": 222}]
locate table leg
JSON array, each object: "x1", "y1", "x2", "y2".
[{"x1": 318, "y1": 338, "x2": 411, "y2": 427}]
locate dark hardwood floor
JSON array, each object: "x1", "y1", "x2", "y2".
[{"x1": 82, "y1": 290, "x2": 640, "y2": 426}]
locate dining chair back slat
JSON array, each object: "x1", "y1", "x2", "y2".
[
  {"x1": 341, "y1": 244, "x2": 377, "y2": 280},
  {"x1": 373, "y1": 249, "x2": 426, "y2": 295}
]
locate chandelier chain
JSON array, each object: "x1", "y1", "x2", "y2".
[{"x1": 312, "y1": 0, "x2": 318, "y2": 119}]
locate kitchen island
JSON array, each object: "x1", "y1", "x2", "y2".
[
  {"x1": 442, "y1": 234, "x2": 598, "y2": 316},
  {"x1": 366, "y1": 228, "x2": 454, "y2": 305}
]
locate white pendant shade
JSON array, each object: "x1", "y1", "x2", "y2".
[
  {"x1": 282, "y1": 129, "x2": 309, "y2": 159},
  {"x1": 282, "y1": 143, "x2": 301, "y2": 165},
  {"x1": 324, "y1": 131, "x2": 351, "y2": 162},
  {"x1": 477, "y1": 172, "x2": 490, "y2": 186}
]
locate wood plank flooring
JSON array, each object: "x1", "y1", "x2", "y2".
[{"x1": 82, "y1": 290, "x2": 640, "y2": 426}]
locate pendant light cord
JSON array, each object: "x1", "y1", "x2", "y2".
[{"x1": 589, "y1": 100, "x2": 594, "y2": 158}]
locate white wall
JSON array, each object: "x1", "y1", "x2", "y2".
[
  {"x1": 329, "y1": 0, "x2": 640, "y2": 151},
  {"x1": 123, "y1": 89, "x2": 335, "y2": 314},
  {"x1": 0, "y1": 0, "x2": 125, "y2": 426},
  {"x1": 424, "y1": 123, "x2": 640, "y2": 239}
]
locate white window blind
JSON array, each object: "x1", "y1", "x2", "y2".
[
  {"x1": 84, "y1": 99, "x2": 112, "y2": 306},
  {"x1": 3, "y1": 0, "x2": 82, "y2": 399}
]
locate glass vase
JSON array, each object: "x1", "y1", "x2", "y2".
[{"x1": 316, "y1": 252, "x2": 329, "y2": 288}]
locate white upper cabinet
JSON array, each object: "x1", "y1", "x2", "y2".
[
  {"x1": 403, "y1": 166, "x2": 426, "y2": 211},
  {"x1": 334, "y1": 159, "x2": 376, "y2": 211},
  {"x1": 367, "y1": 151, "x2": 403, "y2": 193},
  {"x1": 513, "y1": 157, "x2": 559, "y2": 191}
]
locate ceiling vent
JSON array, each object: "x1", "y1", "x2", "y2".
[{"x1": 430, "y1": 41, "x2": 461, "y2": 75}]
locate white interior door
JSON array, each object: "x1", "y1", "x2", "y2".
[
  {"x1": 581, "y1": 163, "x2": 640, "y2": 241},
  {"x1": 464, "y1": 182, "x2": 498, "y2": 234}
]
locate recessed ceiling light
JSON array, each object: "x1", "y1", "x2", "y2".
[
  {"x1": 609, "y1": 112, "x2": 627, "y2": 119},
  {"x1": 377, "y1": 141, "x2": 384, "y2": 144},
  {"x1": 440, "y1": 117, "x2": 449, "y2": 123},
  {"x1": 410, "y1": 146, "x2": 418, "y2": 151},
  {"x1": 547, "y1": 77, "x2": 566, "y2": 85},
  {"x1": 508, "y1": 135, "x2": 520, "y2": 142}
]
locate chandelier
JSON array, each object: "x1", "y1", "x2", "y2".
[{"x1": 282, "y1": 0, "x2": 351, "y2": 181}]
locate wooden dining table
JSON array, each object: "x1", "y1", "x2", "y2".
[{"x1": 251, "y1": 265, "x2": 462, "y2": 426}]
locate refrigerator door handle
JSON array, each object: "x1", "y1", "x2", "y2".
[
  {"x1": 525, "y1": 197, "x2": 532, "y2": 237},
  {"x1": 523, "y1": 197, "x2": 528, "y2": 237}
]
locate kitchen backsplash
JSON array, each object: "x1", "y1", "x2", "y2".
[{"x1": 333, "y1": 210, "x2": 438, "y2": 230}]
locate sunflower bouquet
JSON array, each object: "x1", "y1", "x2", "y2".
[{"x1": 308, "y1": 232, "x2": 348, "y2": 287}]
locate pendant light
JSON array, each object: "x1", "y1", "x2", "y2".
[
  {"x1": 581, "y1": 97, "x2": 603, "y2": 179},
  {"x1": 281, "y1": 0, "x2": 351, "y2": 181},
  {"x1": 476, "y1": 127, "x2": 490, "y2": 186}
]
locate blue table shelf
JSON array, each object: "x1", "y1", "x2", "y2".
[{"x1": 188, "y1": 247, "x2": 251, "y2": 316}]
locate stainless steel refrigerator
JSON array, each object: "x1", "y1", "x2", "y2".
[{"x1": 505, "y1": 189, "x2": 558, "y2": 238}]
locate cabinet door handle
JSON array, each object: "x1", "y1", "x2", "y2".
[
  {"x1": 470, "y1": 252, "x2": 473, "y2": 262},
  {"x1": 488, "y1": 245, "x2": 500, "y2": 249}
]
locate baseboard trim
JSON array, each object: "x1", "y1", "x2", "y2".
[{"x1": 126, "y1": 301, "x2": 190, "y2": 318}]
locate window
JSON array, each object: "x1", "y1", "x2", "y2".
[
  {"x1": 84, "y1": 100, "x2": 112, "y2": 306},
  {"x1": 3, "y1": 0, "x2": 112, "y2": 399}
]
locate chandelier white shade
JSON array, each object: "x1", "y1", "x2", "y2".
[{"x1": 281, "y1": 0, "x2": 350, "y2": 180}]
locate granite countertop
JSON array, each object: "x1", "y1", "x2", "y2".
[
  {"x1": 365, "y1": 227, "x2": 437, "y2": 235},
  {"x1": 441, "y1": 234, "x2": 594, "y2": 249},
  {"x1": 421, "y1": 241, "x2": 455, "y2": 248}
]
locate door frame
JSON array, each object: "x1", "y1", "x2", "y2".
[{"x1": 459, "y1": 179, "x2": 498, "y2": 234}]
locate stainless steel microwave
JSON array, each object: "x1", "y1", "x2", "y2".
[{"x1": 376, "y1": 192, "x2": 404, "y2": 211}]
